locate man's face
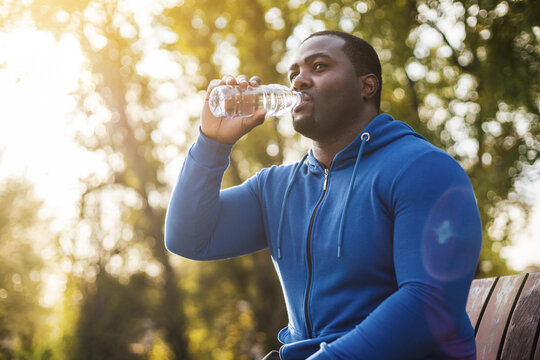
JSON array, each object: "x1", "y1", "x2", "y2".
[{"x1": 288, "y1": 35, "x2": 363, "y2": 140}]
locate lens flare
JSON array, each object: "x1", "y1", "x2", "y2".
[{"x1": 422, "y1": 187, "x2": 481, "y2": 282}]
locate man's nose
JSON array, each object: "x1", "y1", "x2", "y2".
[{"x1": 291, "y1": 71, "x2": 311, "y2": 91}]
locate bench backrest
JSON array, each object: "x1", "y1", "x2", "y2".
[{"x1": 466, "y1": 271, "x2": 540, "y2": 359}]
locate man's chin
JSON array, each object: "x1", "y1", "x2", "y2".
[{"x1": 292, "y1": 115, "x2": 316, "y2": 138}]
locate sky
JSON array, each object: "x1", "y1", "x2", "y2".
[{"x1": 0, "y1": 25, "x2": 539, "y2": 273}]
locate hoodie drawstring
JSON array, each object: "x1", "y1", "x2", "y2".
[
  {"x1": 276, "y1": 131, "x2": 370, "y2": 260},
  {"x1": 337, "y1": 132, "x2": 370, "y2": 258},
  {"x1": 277, "y1": 153, "x2": 308, "y2": 259}
]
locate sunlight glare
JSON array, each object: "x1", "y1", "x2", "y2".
[{"x1": 0, "y1": 28, "x2": 101, "y2": 230}]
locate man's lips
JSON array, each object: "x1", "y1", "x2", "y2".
[{"x1": 294, "y1": 93, "x2": 311, "y2": 112}]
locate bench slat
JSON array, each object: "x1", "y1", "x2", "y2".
[
  {"x1": 466, "y1": 277, "x2": 497, "y2": 331},
  {"x1": 475, "y1": 273, "x2": 527, "y2": 359},
  {"x1": 500, "y1": 272, "x2": 540, "y2": 359}
]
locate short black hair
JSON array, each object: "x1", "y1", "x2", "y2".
[{"x1": 303, "y1": 30, "x2": 382, "y2": 111}]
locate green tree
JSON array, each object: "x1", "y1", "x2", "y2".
[
  {"x1": 68, "y1": 272, "x2": 158, "y2": 360},
  {"x1": 2, "y1": 0, "x2": 192, "y2": 358},
  {"x1": 0, "y1": 177, "x2": 52, "y2": 359},
  {"x1": 60, "y1": 3, "x2": 192, "y2": 358}
]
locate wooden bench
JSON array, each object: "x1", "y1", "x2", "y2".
[{"x1": 466, "y1": 271, "x2": 540, "y2": 359}]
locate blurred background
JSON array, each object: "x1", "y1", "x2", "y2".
[{"x1": 0, "y1": 0, "x2": 538, "y2": 358}]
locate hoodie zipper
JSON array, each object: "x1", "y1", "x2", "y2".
[{"x1": 304, "y1": 168, "x2": 329, "y2": 339}]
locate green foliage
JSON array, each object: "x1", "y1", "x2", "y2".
[
  {"x1": 179, "y1": 253, "x2": 286, "y2": 359},
  {"x1": 67, "y1": 272, "x2": 157, "y2": 360},
  {"x1": 0, "y1": 178, "x2": 52, "y2": 359}
]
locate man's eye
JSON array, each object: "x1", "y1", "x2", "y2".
[
  {"x1": 289, "y1": 73, "x2": 298, "y2": 81},
  {"x1": 314, "y1": 63, "x2": 326, "y2": 71}
]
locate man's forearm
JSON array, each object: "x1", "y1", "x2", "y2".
[
  {"x1": 306, "y1": 282, "x2": 475, "y2": 360},
  {"x1": 165, "y1": 130, "x2": 233, "y2": 258},
  {"x1": 165, "y1": 130, "x2": 267, "y2": 260}
]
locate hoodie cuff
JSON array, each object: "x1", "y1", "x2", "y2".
[
  {"x1": 306, "y1": 343, "x2": 334, "y2": 360},
  {"x1": 188, "y1": 127, "x2": 234, "y2": 169}
]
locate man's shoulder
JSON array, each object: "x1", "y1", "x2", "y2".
[
  {"x1": 396, "y1": 147, "x2": 471, "y2": 192},
  {"x1": 380, "y1": 134, "x2": 457, "y2": 169}
]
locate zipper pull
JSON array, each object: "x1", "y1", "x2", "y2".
[{"x1": 323, "y1": 168, "x2": 329, "y2": 191}]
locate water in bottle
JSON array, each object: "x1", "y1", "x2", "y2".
[{"x1": 208, "y1": 84, "x2": 302, "y2": 118}]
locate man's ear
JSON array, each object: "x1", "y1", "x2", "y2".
[{"x1": 359, "y1": 74, "x2": 379, "y2": 101}]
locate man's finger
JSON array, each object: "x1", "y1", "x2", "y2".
[
  {"x1": 237, "y1": 75, "x2": 249, "y2": 90},
  {"x1": 237, "y1": 75, "x2": 249, "y2": 84},
  {"x1": 250, "y1": 76, "x2": 262, "y2": 86},
  {"x1": 224, "y1": 75, "x2": 236, "y2": 85}
]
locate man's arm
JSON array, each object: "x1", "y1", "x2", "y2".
[
  {"x1": 308, "y1": 151, "x2": 482, "y2": 360},
  {"x1": 165, "y1": 75, "x2": 268, "y2": 260},
  {"x1": 165, "y1": 130, "x2": 268, "y2": 260}
]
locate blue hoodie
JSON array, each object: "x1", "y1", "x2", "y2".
[{"x1": 165, "y1": 113, "x2": 482, "y2": 359}]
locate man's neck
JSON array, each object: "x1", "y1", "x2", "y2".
[{"x1": 312, "y1": 111, "x2": 377, "y2": 168}]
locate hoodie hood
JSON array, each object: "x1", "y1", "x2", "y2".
[{"x1": 306, "y1": 113, "x2": 427, "y2": 172}]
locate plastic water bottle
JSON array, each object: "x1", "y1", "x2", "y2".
[{"x1": 208, "y1": 84, "x2": 302, "y2": 118}]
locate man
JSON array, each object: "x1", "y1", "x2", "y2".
[{"x1": 165, "y1": 30, "x2": 482, "y2": 359}]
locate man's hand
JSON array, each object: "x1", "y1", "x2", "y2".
[{"x1": 201, "y1": 75, "x2": 267, "y2": 144}]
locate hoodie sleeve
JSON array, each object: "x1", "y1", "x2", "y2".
[
  {"x1": 164, "y1": 130, "x2": 267, "y2": 260},
  {"x1": 307, "y1": 150, "x2": 482, "y2": 360}
]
